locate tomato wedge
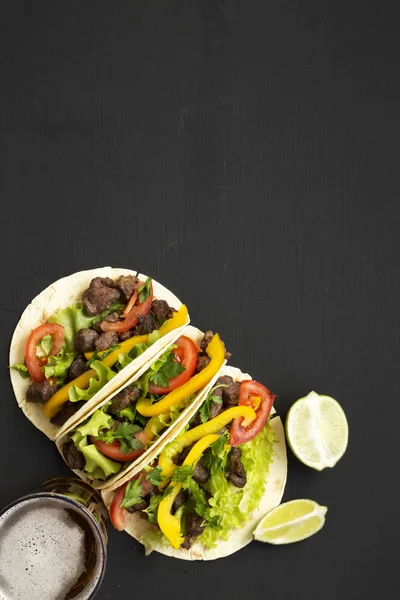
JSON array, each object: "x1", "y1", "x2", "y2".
[
  {"x1": 148, "y1": 335, "x2": 198, "y2": 395},
  {"x1": 91, "y1": 429, "x2": 148, "y2": 462},
  {"x1": 229, "y1": 380, "x2": 275, "y2": 446},
  {"x1": 25, "y1": 323, "x2": 65, "y2": 382},
  {"x1": 122, "y1": 290, "x2": 139, "y2": 317},
  {"x1": 110, "y1": 470, "x2": 154, "y2": 531},
  {"x1": 101, "y1": 282, "x2": 153, "y2": 333}
]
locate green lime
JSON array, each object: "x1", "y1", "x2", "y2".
[
  {"x1": 285, "y1": 391, "x2": 348, "y2": 471},
  {"x1": 254, "y1": 499, "x2": 327, "y2": 544}
]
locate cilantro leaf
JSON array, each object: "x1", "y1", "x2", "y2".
[
  {"x1": 145, "y1": 466, "x2": 165, "y2": 486},
  {"x1": 120, "y1": 479, "x2": 144, "y2": 509},
  {"x1": 96, "y1": 422, "x2": 143, "y2": 455},
  {"x1": 138, "y1": 278, "x2": 152, "y2": 304},
  {"x1": 199, "y1": 384, "x2": 225, "y2": 424},
  {"x1": 172, "y1": 465, "x2": 194, "y2": 484},
  {"x1": 10, "y1": 362, "x2": 30, "y2": 379},
  {"x1": 187, "y1": 480, "x2": 222, "y2": 532},
  {"x1": 142, "y1": 495, "x2": 162, "y2": 524},
  {"x1": 149, "y1": 352, "x2": 185, "y2": 389},
  {"x1": 90, "y1": 302, "x2": 125, "y2": 324},
  {"x1": 202, "y1": 433, "x2": 229, "y2": 475}
]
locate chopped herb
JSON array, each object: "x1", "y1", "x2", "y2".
[
  {"x1": 172, "y1": 465, "x2": 194, "y2": 484},
  {"x1": 199, "y1": 384, "x2": 225, "y2": 424},
  {"x1": 120, "y1": 478, "x2": 143, "y2": 509},
  {"x1": 149, "y1": 352, "x2": 185, "y2": 389},
  {"x1": 90, "y1": 302, "x2": 125, "y2": 324},
  {"x1": 138, "y1": 278, "x2": 152, "y2": 304},
  {"x1": 142, "y1": 495, "x2": 162, "y2": 524},
  {"x1": 145, "y1": 466, "x2": 165, "y2": 486},
  {"x1": 96, "y1": 422, "x2": 143, "y2": 454}
]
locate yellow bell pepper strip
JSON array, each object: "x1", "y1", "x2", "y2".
[
  {"x1": 84, "y1": 304, "x2": 188, "y2": 360},
  {"x1": 84, "y1": 334, "x2": 150, "y2": 361},
  {"x1": 44, "y1": 305, "x2": 189, "y2": 420},
  {"x1": 157, "y1": 434, "x2": 219, "y2": 549},
  {"x1": 158, "y1": 405, "x2": 256, "y2": 481},
  {"x1": 136, "y1": 333, "x2": 225, "y2": 418}
]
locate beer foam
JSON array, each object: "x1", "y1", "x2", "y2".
[{"x1": 0, "y1": 497, "x2": 103, "y2": 600}]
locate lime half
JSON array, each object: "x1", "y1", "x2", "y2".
[
  {"x1": 285, "y1": 391, "x2": 348, "y2": 471},
  {"x1": 254, "y1": 499, "x2": 327, "y2": 544}
]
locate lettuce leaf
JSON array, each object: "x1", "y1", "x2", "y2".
[
  {"x1": 198, "y1": 423, "x2": 276, "y2": 548},
  {"x1": 115, "y1": 330, "x2": 161, "y2": 371},
  {"x1": 68, "y1": 360, "x2": 116, "y2": 403},
  {"x1": 71, "y1": 408, "x2": 121, "y2": 480},
  {"x1": 43, "y1": 347, "x2": 75, "y2": 383},
  {"x1": 10, "y1": 362, "x2": 30, "y2": 379}
]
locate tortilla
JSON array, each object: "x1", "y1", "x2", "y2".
[
  {"x1": 101, "y1": 365, "x2": 287, "y2": 561},
  {"x1": 56, "y1": 325, "x2": 226, "y2": 490},
  {"x1": 9, "y1": 267, "x2": 189, "y2": 441}
]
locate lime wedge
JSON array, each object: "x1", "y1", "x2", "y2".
[
  {"x1": 254, "y1": 499, "x2": 327, "y2": 544},
  {"x1": 285, "y1": 391, "x2": 348, "y2": 471}
]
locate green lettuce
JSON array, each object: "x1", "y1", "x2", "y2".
[
  {"x1": 199, "y1": 423, "x2": 276, "y2": 548},
  {"x1": 10, "y1": 363, "x2": 30, "y2": 379},
  {"x1": 115, "y1": 330, "x2": 161, "y2": 371},
  {"x1": 68, "y1": 360, "x2": 116, "y2": 403},
  {"x1": 43, "y1": 347, "x2": 75, "y2": 382},
  {"x1": 71, "y1": 408, "x2": 121, "y2": 480}
]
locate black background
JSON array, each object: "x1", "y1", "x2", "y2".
[{"x1": 1, "y1": 2, "x2": 399, "y2": 599}]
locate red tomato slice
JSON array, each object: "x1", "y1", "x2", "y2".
[
  {"x1": 148, "y1": 335, "x2": 198, "y2": 394},
  {"x1": 91, "y1": 429, "x2": 148, "y2": 462},
  {"x1": 101, "y1": 282, "x2": 153, "y2": 333},
  {"x1": 109, "y1": 470, "x2": 154, "y2": 531},
  {"x1": 25, "y1": 323, "x2": 65, "y2": 382},
  {"x1": 229, "y1": 380, "x2": 275, "y2": 446},
  {"x1": 122, "y1": 290, "x2": 139, "y2": 317}
]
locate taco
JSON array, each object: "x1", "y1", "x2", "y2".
[
  {"x1": 9, "y1": 267, "x2": 189, "y2": 440},
  {"x1": 101, "y1": 365, "x2": 287, "y2": 560},
  {"x1": 55, "y1": 326, "x2": 230, "y2": 489}
]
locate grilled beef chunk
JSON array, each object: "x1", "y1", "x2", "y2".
[
  {"x1": 181, "y1": 514, "x2": 205, "y2": 550},
  {"x1": 117, "y1": 275, "x2": 139, "y2": 301},
  {"x1": 91, "y1": 311, "x2": 120, "y2": 334},
  {"x1": 119, "y1": 328, "x2": 134, "y2": 341},
  {"x1": 151, "y1": 299, "x2": 175, "y2": 321},
  {"x1": 26, "y1": 379, "x2": 58, "y2": 403},
  {"x1": 172, "y1": 445, "x2": 193, "y2": 466},
  {"x1": 200, "y1": 330, "x2": 214, "y2": 352},
  {"x1": 126, "y1": 499, "x2": 149, "y2": 513},
  {"x1": 94, "y1": 331, "x2": 119, "y2": 351},
  {"x1": 68, "y1": 357, "x2": 87, "y2": 380},
  {"x1": 62, "y1": 440, "x2": 85, "y2": 470},
  {"x1": 227, "y1": 447, "x2": 247, "y2": 488},
  {"x1": 50, "y1": 400, "x2": 86, "y2": 427},
  {"x1": 172, "y1": 490, "x2": 188, "y2": 514},
  {"x1": 74, "y1": 328, "x2": 99, "y2": 353},
  {"x1": 82, "y1": 277, "x2": 121, "y2": 316},
  {"x1": 216, "y1": 375, "x2": 240, "y2": 407},
  {"x1": 193, "y1": 461, "x2": 209, "y2": 484},
  {"x1": 110, "y1": 387, "x2": 141, "y2": 413},
  {"x1": 134, "y1": 313, "x2": 158, "y2": 335},
  {"x1": 196, "y1": 354, "x2": 211, "y2": 372}
]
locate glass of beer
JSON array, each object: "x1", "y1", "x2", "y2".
[{"x1": 0, "y1": 477, "x2": 108, "y2": 600}]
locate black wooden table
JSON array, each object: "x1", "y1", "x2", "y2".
[{"x1": 1, "y1": 2, "x2": 398, "y2": 599}]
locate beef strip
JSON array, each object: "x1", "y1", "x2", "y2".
[
  {"x1": 26, "y1": 379, "x2": 58, "y2": 403},
  {"x1": 91, "y1": 311, "x2": 120, "y2": 334},
  {"x1": 226, "y1": 447, "x2": 247, "y2": 488},
  {"x1": 62, "y1": 440, "x2": 85, "y2": 470},
  {"x1": 193, "y1": 461, "x2": 209, "y2": 484},
  {"x1": 200, "y1": 330, "x2": 231, "y2": 360},
  {"x1": 68, "y1": 357, "x2": 87, "y2": 380},
  {"x1": 94, "y1": 331, "x2": 119, "y2": 351},
  {"x1": 181, "y1": 514, "x2": 205, "y2": 550},
  {"x1": 117, "y1": 275, "x2": 139, "y2": 301},
  {"x1": 119, "y1": 328, "x2": 134, "y2": 341},
  {"x1": 109, "y1": 387, "x2": 141, "y2": 413},
  {"x1": 74, "y1": 328, "x2": 99, "y2": 354},
  {"x1": 81, "y1": 277, "x2": 121, "y2": 316},
  {"x1": 196, "y1": 354, "x2": 211, "y2": 372},
  {"x1": 151, "y1": 299, "x2": 175, "y2": 321},
  {"x1": 216, "y1": 375, "x2": 240, "y2": 407},
  {"x1": 133, "y1": 313, "x2": 159, "y2": 335},
  {"x1": 50, "y1": 400, "x2": 86, "y2": 427},
  {"x1": 172, "y1": 489, "x2": 188, "y2": 514}
]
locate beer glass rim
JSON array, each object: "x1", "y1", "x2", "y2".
[{"x1": 0, "y1": 491, "x2": 107, "y2": 600}]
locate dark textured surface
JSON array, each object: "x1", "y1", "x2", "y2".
[{"x1": 1, "y1": 2, "x2": 399, "y2": 599}]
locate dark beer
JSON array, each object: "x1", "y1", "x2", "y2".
[{"x1": 0, "y1": 494, "x2": 106, "y2": 600}]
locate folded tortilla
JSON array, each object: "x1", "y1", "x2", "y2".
[
  {"x1": 9, "y1": 267, "x2": 189, "y2": 441},
  {"x1": 56, "y1": 325, "x2": 225, "y2": 490},
  {"x1": 101, "y1": 365, "x2": 287, "y2": 561}
]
